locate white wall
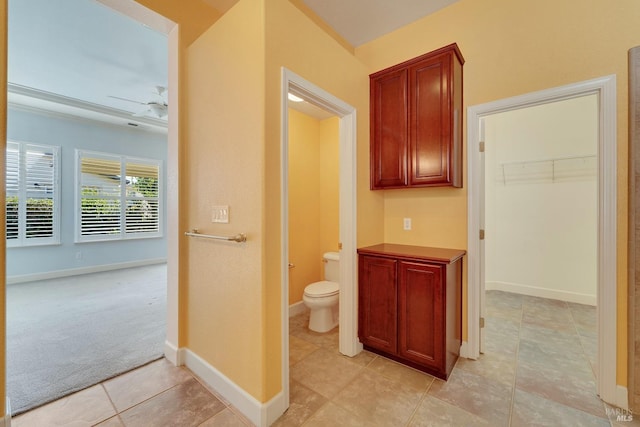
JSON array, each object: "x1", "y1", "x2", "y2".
[
  {"x1": 6, "y1": 107, "x2": 168, "y2": 280},
  {"x1": 484, "y1": 94, "x2": 598, "y2": 305}
]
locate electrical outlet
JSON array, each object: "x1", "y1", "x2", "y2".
[
  {"x1": 403, "y1": 218, "x2": 412, "y2": 230},
  {"x1": 212, "y1": 205, "x2": 229, "y2": 223}
]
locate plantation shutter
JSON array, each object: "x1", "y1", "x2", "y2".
[
  {"x1": 77, "y1": 151, "x2": 161, "y2": 241},
  {"x1": 5, "y1": 142, "x2": 59, "y2": 246},
  {"x1": 25, "y1": 147, "x2": 56, "y2": 238},
  {"x1": 125, "y1": 162, "x2": 159, "y2": 234},
  {"x1": 6, "y1": 143, "x2": 20, "y2": 240},
  {"x1": 79, "y1": 156, "x2": 122, "y2": 236}
]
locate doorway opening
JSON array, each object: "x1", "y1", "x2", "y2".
[
  {"x1": 466, "y1": 75, "x2": 619, "y2": 406},
  {"x1": 4, "y1": 0, "x2": 179, "y2": 414},
  {"x1": 280, "y1": 68, "x2": 359, "y2": 412}
]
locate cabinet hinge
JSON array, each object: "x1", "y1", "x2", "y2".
[
  {"x1": 479, "y1": 229, "x2": 485, "y2": 240},
  {"x1": 479, "y1": 141, "x2": 485, "y2": 153},
  {"x1": 480, "y1": 317, "x2": 485, "y2": 328}
]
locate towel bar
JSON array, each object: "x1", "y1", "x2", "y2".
[{"x1": 185, "y1": 229, "x2": 247, "y2": 243}]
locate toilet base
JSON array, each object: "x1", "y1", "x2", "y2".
[{"x1": 308, "y1": 306, "x2": 338, "y2": 333}]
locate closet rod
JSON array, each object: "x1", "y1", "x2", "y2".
[{"x1": 500, "y1": 154, "x2": 596, "y2": 167}]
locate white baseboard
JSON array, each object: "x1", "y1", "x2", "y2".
[
  {"x1": 288, "y1": 301, "x2": 308, "y2": 317},
  {"x1": 164, "y1": 340, "x2": 184, "y2": 366},
  {"x1": 616, "y1": 385, "x2": 629, "y2": 410},
  {"x1": 460, "y1": 341, "x2": 476, "y2": 360},
  {"x1": 486, "y1": 281, "x2": 597, "y2": 306},
  {"x1": 2, "y1": 398, "x2": 11, "y2": 427},
  {"x1": 182, "y1": 348, "x2": 286, "y2": 427},
  {"x1": 7, "y1": 258, "x2": 167, "y2": 284}
]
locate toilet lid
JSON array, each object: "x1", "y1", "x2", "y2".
[{"x1": 304, "y1": 281, "x2": 339, "y2": 297}]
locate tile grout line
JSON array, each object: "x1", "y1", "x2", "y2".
[
  {"x1": 568, "y1": 304, "x2": 599, "y2": 379},
  {"x1": 567, "y1": 304, "x2": 611, "y2": 422},
  {"x1": 94, "y1": 383, "x2": 120, "y2": 426},
  {"x1": 507, "y1": 299, "x2": 524, "y2": 427},
  {"x1": 290, "y1": 319, "x2": 365, "y2": 426},
  {"x1": 403, "y1": 376, "x2": 435, "y2": 427}
]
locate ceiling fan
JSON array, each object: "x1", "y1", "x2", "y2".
[{"x1": 109, "y1": 85, "x2": 168, "y2": 118}]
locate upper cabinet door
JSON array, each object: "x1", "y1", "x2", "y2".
[
  {"x1": 370, "y1": 44, "x2": 464, "y2": 190},
  {"x1": 409, "y1": 53, "x2": 452, "y2": 186},
  {"x1": 370, "y1": 68, "x2": 408, "y2": 189}
]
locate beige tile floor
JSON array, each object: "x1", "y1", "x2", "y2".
[
  {"x1": 12, "y1": 291, "x2": 634, "y2": 426},
  {"x1": 281, "y1": 291, "x2": 625, "y2": 427}
]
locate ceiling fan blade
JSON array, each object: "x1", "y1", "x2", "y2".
[{"x1": 108, "y1": 95, "x2": 146, "y2": 105}]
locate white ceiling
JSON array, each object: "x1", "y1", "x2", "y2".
[
  {"x1": 302, "y1": 0, "x2": 461, "y2": 46},
  {"x1": 6, "y1": 0, "x2": 459, "y2": 127},
  {"x1": 8, "y1": 0, "x2": 169, "y2": 131}
]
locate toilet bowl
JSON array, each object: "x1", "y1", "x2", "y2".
[{"x1": 303, "y1": 252, "x2": 340, "y2": 333}]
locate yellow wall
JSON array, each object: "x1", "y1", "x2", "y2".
[
  {"x1": 288, "y1": 109, "x2": 340, "y2": 304},
  {"x1": 185, "y1": 0, "x2": 266, "y2": 400},
  {"x1": 319, "y1": 116, "x2": 340, "y2": 255},
  {"x1": 134, "y1": 0, "x2": 221, "y2": 46},
  {"x1": 288, "y1": 109, "x2": 322, "y2": 304},
  {"x1": 355, "y1": 0, "x2": 640, "y2": 387}
]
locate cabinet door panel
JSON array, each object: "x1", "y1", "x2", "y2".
[
  {"x1": 370, "y1": 69, "x2": 408, "y2": 189},
  {"x1": 409, "y1": 54, "x2": 452, "y2": 186},
  {"x1": 358, "y1": 256, "x2": 397, "y2": 353},
  {"x1": 398, "y1": 262, "x2": 444, "y2": 368}
]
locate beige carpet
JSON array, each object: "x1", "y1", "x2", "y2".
[{"x1": 7, "y1": 264, "x2": 166, "y2": 414}]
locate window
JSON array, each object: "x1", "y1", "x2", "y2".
[
  {"x1": 6, "y1": 141, "x2": 60, "y2": 247},
  {"x1": 76, "y1": 150, "x2": 162, "y2": 242}
]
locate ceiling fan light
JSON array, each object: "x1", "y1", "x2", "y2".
[{"x1": 287, "y1": 93, "x2": 304, "y2": 102}]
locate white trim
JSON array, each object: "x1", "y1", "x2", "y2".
[
  {"x1": 7, "y1": 83, "x2": 168, "y2": 133},
  {"x1": 281, "y1": 68, "x2": 360, "y2": 414},
  {"x1": 163, "y1": 340, "x2": 184, "y2": 366},
  {"x1": 466, "y1": 75, "x2": 618, "y2": 405},
  {"x1": 617, "y1": 385, "x2": 629, "y2": 411},
  {"x1": 1, "y1": 398, "x2": 11, "y2": 427},
  {"x1": 182, "y1": 349, "x2": 286, "y2": 427},
  {"x1": 6, "y1": 258, "x2": 166, "y2": 284},
  {"x1": 460, "y1": 341, "x2": 471, "y2": 358},
  {"x1": 486, "y1": 281, "x2": 596, "y2": 306},
  {"x1": 164, "y1": 23, "x2": 180, "y2": 380},
  {"x1": 288, "y1": 301, "x2": 308, "y2": 317}
]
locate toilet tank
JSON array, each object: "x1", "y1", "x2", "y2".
[{"x1": 323, "y1": 252, "x2": 340, "y2": 282}]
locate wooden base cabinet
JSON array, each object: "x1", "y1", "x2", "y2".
[{"x1": 358, "y1": 244, "x2": 465, "y2": 380}]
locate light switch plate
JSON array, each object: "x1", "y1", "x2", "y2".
[
  {"x1": 403, "y1": 218, "x2": 412, "y2": 230},
  {"x1": 212, "y1": 205, "x2": 229, "y2": 223}
]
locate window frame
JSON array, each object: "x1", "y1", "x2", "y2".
[
  {"x1": 75, "y1": 150, "x2": 163, "y2": 243},
  {"x1": 6, "y1": 141, "x2": 61, "y2": 248}
]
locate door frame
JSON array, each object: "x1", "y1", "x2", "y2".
[
  {"x1": 280, "y1": 68, "x2": 360, "y2": 409},
  {"x1": 465, "y1": 75, "x2": 619, "y2": 405}
]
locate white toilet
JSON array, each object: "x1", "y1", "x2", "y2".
[{"x1": 303, "y1": 252, "x2": 340, "y2": 333}]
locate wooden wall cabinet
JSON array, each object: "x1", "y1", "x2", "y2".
[
  {"x1": 358, "y1": 244, "x2": 465, "y2": 380},
  {"x1": 370, "y1": 43, "x2": 464, "y2": 189}
]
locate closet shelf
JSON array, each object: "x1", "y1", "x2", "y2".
[{"x1": 497, "y1": 155, "x2": 596, "y2": 185}]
